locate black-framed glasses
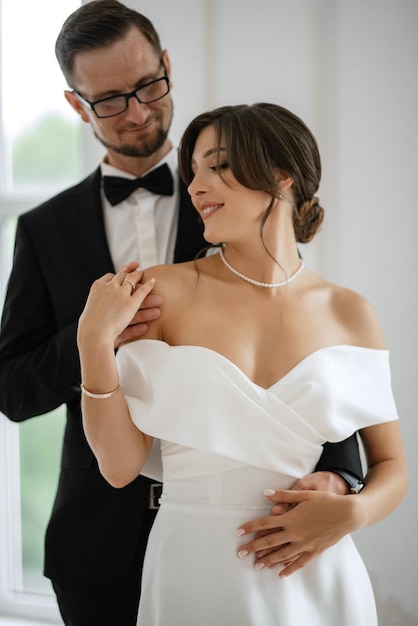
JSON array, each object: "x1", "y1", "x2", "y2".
[{"x1": 75, "y1": 61, "x2": 170, "y2": 119}]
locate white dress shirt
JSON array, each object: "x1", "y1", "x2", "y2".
[{"x1": 101, "y1": 148, "x2": 179, "y2": 272}]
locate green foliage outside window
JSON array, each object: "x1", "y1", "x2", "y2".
[{"x1": 12, "y1": 112, "x2": 82, "y2": 187}]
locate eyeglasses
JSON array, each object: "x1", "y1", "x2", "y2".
[{"x1": 75, "y1": 62, "x2": 170, "y2": 119}]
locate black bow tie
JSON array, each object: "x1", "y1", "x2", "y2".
[{"x1": 103, "y1": 163, "x2": 174, "y2": 206}]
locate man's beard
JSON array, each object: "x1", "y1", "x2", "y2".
[
  {"x1": 94, "y1": 126, "x2": 169, "y2": 158},
  {"x1": 94, "y1": 103, "x2": 174, "y2": 158}
]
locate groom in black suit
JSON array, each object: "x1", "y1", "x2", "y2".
[{"x1": 0, "y1": 2, "x2": 363, "y2": 625}]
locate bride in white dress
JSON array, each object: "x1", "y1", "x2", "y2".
[{"x1": 77, "y1": 103, "x2": 407, "y2": 625}]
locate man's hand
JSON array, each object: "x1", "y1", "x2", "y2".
[
  {"x1": 115, "y1": 293, "x2": 162, "y2": 347},
  {"x1": 236, "y1": 472, "x2": 356, "y2": 578},
  {"x1": 291, "y1": 470, "x2": 349, "y2": 495},
  {"x1": 114, "y1": 262, "x2": 163, "y2": 347}
]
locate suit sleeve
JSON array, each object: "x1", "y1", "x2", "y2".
[
  {"x1": 0, "y1": 217, "x2": 81, "y2": 421},
  {"x1": 315, "y1": 435, "x2": 364, "y2": 481}
]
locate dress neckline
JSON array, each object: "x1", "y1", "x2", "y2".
[{"x1": 131, "y1": 340, "x2": 387, "y2": 391}]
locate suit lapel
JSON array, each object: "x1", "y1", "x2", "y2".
[{"x1": 62, "y1": 167, "x2": 115, "y2": 280}]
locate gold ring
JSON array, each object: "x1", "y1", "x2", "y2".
[{"x1": 124, "y1": 279, "x2": 135, "y2": 294}]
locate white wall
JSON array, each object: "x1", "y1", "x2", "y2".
[
  {"x1": 327, "y1": 3, "x2": 418, "y2": 623},
  {"x1": 118, "y1": 1, "x2": 418, "y2": 623}
]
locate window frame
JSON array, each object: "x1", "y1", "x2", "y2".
[
  {"x1": 0, "y1": 201, "x2": 63, "y2": 624},
  {"x1": 0, "y1": 419, "x2": 62, "y2": 624},
  {"x1": 0, "y1": 1, "x2": 87, "y2": 620}
]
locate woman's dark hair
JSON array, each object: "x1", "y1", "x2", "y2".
[
  {"x1": 178, "y1": 103, "x2": 324, "y2": 243},
  {"x1": 55, "y1": 0, "x2": 162, "y2": 89}
]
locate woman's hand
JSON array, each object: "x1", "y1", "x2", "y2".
[
  {"x1": 78, "y1": 263, "x2": 157, "y2": 349},
  {"x1": 236, "y1": 489, "x2": 359, "y2": 578}
]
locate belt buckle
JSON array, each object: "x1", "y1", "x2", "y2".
[{"x1": 149, "y1": 483, "x2": 162, "y2": 510}]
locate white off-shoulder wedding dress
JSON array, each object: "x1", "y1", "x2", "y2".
[{"x1": 116, "y1": 340, "x2": 398, "y2": 626}]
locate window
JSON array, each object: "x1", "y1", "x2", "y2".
[{"x1": 0, "y1": 1, "x2": 81, "y2": 622}]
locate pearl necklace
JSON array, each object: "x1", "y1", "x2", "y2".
[{"x1": 219, "y1": 249, "x2": 305, "y2": 288}]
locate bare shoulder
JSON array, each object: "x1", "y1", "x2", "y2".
[
  {"x1": 140, "y1": 261, "x2": 201, "y2": 339},
  {"x1": 142, "y1": 260, "x2": 202, "y2": 296},
  {"x1": 142, "y1": 261, "x2": 195, "y2": 283},
  {"x1": 330, "y1": 284, "x2": 386, "y2": 349},
  {"x1": 142, "y1": 255, "x2": 216, "y2": 292}
]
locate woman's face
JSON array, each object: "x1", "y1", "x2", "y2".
[{"x1": 187, "y1": 125, "x2": 275, "y2": 244}]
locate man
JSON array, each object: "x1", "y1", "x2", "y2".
[{"x1": 0, "y1": 2, "x2": 363, "y2": 625}]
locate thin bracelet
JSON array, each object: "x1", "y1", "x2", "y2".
[{"x1": 80, "y1": 383, "x2": 120, "y2": 399}]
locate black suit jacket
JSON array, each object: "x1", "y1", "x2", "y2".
[{"x1": 0, "y1": 168, "x2": 361, "y2": 587}]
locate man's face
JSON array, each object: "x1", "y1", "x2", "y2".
[{"x1": 65, "y1": 26, "x2": 173, "y2": 167}]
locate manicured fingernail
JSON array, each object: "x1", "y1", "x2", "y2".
[
  {"x1": 264, "y1": 488, "x2": 275, "y2": 496},
  {"x1": 255, "y1": 562, "x2": 265, "y2": 570},
  {"x1": 236, "y1": 528, "x2": 245, "y2": 536},
  {"x1": 238, "y1": 550, "x2": 248, "y2": 558}
]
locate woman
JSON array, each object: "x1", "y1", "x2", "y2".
[{"x1": 78, "y1": 103, "x2": 407, "y2": 625}]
